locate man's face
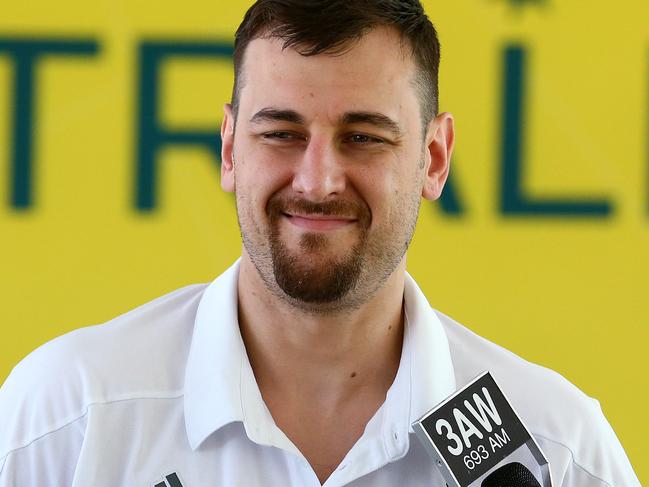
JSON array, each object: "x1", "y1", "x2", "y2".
[{"x1": 221, "y1": 27, "x2": 451, "y2": 312}]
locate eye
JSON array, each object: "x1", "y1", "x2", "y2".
[
  {"x1": 261, "y1": 131, "x2": 305, "y2": 141},
  {"x1": 346, "y1": 133, "x2": 384, "y2": 144}
]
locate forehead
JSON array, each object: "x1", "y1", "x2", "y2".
[{"x1": 237, "y1": 27, "x2": 420, "y2": 123}]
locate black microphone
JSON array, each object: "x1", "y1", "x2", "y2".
[
  {"x1": 412, "y1": 372, "x2": 552, "y2": 487},
  {"x1": 482, "y1": 462, "x2": 542, "y2": 487}
]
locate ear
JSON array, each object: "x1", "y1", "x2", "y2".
[
  {"x1": 421, "y1": 112, "x2": 455, "y2": 201},
  {"x1": 220, "y1": 103, "x2": 236, "y2": 193}
]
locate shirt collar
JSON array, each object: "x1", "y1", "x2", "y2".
[
  {"x1": 184, "y1": 261, "x2": 457, "y2": 452},
  {"x1": 402, "y1": 272, "x2": 456, "y2": 428},
  {"x1": 184, "y1": 260, "x2": 244, "y2": 449},
  {"x1": 184, "y1": 260, "x2": 301, "y2": 453},
  {"x1": 362, "y1": 272, "x2": 456, "y2": 466}
]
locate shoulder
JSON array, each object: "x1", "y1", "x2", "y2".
[
  {"x1": 435, "y1": 309, "x2": 640, "y2": 487},
  {"x1": 0, "y1": 283, "x2": 208, "y2": 460},
  {"x1": 435, "y1": 309, "x2": 593, "y2": 419}
]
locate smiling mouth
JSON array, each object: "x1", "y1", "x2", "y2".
[{"x1": 283, "y1": 212, "x2": 358, "y2": 231}]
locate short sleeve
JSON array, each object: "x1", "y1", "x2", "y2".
[
  {"x1": 0, "y1": 417, "x2": 85, "y2": 487},
  {"x1": 0, "y1": 335, "x2": 88, "y2": 486}
]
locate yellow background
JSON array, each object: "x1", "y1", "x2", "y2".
[{"x1": 1, "y1": 0, "x2": 647, "y2": 482}]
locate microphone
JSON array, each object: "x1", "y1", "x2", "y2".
[
  {"x1": 412, "y1": 372, "x2": 552, "y2": 487},
  {"x1": 482, "y1": 462, "x2": 541, "y2": 487}
]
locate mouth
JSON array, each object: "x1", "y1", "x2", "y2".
[{"x1": 282, "y1": 212, "x2": 358, "y2": 231}]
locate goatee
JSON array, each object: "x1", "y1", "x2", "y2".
[{"x1": 267, "y1": 195, "x2": 371, "y2": 303}]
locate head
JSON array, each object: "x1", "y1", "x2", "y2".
[
  {"x1": 232, "y1": 0, "x2": 441, "y2": 130},
  {"x1": 221, "y1": 0, "x2": 454, "y2": 314}
]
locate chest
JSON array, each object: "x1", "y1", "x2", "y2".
[
  {"x1": 271, "y1": 410, "x2": 371, "y2": 484},
  {"x1": 68, "y1": 401, "x2": 447, "y2": 487}
]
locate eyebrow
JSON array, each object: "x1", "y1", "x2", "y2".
[
  {"x1": 249, "y1": 108, "x2": 403, "y2": 137},
  {"x1": 250, "y1": 108, "x2": 305, "y2": 125},
  {"x1": 342, "y1": 111, "x2": 403, "y2": 137}
]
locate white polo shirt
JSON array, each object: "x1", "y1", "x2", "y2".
[{"x1": 0, "y1": 261, "x2": 640, "y2": 486}]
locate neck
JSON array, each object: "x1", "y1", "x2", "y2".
[{"x1": 237, "y1": 251, "x2": 406, "y2": 411}]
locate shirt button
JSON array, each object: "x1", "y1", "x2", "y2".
[{"x1": 339, "y1": 464, "x2": 347, "y2": 470}]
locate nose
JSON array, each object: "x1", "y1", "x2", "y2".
[{"x1": 291, "y1": 138, "x2": 346, "y2": 201}]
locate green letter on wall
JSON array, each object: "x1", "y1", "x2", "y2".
[{"x1": 0, "y1": 38, "x2": 99, "y2": 209}]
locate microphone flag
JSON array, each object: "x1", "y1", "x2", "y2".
[{"x1": 412, "y1": 371, "x2": 553, "y2": 487}]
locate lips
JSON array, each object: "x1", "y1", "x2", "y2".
[
  {"x1": 267, "y1": 195, "x2": 371, "y2": 232},
  {"x1": 283, "y1": 212, "x2": 357, "y2": 231}
]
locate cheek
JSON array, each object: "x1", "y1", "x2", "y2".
[
  {"x1": 234, "y1": 169, "x2": 263, "y2": 226},
  {"x1": 378, "y1": 174, "x2": 423, "y2": 226},
  {"x1": 347, "y1": 171, "x2": 393, "y2": 225},
  {"x1": 235, "y1": 160, "x2": 291, "y2": 215}
]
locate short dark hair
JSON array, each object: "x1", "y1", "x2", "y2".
[{"x1": 232, "y1": 0, "x2": 441, "y2": 128}]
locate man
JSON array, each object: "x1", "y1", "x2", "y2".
[{"x1": 0, "y1": 1, "x2": 640, "y2": 486}]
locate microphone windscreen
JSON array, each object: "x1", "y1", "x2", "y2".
[{"x1": 481, "y1": 462, "x2": 542, "y2": 487}]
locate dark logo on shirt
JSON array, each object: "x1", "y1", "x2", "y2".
[{"x1": 153, "y1": 472, "x2": 184, "y2": 487}]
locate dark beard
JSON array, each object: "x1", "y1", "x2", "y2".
[{"x1": 267, "y1": 196, "x2": 371, "y2": 303}]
